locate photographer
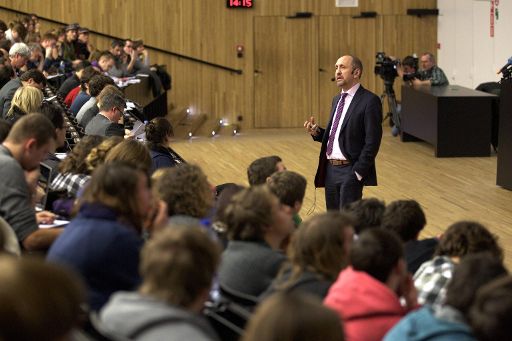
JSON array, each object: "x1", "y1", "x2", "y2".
[
  {"x1": 397, "y1": 55, "x2": 419, "y2": 84},
  {"x1": 413, "y1": 52, "x2": 448, "y2": 86}
]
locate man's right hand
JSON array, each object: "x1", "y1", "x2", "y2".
[{"x1": 304, "y1": 116, "x2": 320, "y2": 136}]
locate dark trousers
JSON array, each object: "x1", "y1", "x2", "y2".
[{"x1": 325, "y1": 162, "x2": 363, "y2": 210}]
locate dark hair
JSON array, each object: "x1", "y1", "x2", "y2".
[
  {"x1": 0, "y1": 19, "x2": 7, "y2": 32},
  {"x1": 110, "y1": 39, "x2": 124, "y2": 48},
  {"x1": 145, "y1": 117, "x2": 173, "y2": 148},
  {"x1": 88, "y1": 74, "x2": 115, "y2": 97},
  {"x1": 20, "y1": 68, "x2": 46, "y2": 86},
  {"x1": 381, "y1": 200, "x2": 426, "y2": 242},
  {"x1": 469, "y1": 275, "x2": 512, "y2": 341},
  {"x1": 5, "y1": 113, "x2": 56, "y2": 147},
  {"x1": 350, "y1": 228, "x2": 404, "y2": 283},
  {"x1": 98, "y1": 50, "x2": 114, "y2": 61},
  {"x1": 39, "y1": 102, "x2": 65, "y2": 130},
  {"x1": 445, "y1": 253, "x2": 507, "y2": 317},
  {"x1": 267, "y1": 171, "x2": 306, "y2": 208},
  {"x1": 247, "y1": 155, "x2": 283, "y2": 186},
  {"x1": 80, "y1": 161, "x2": 148, "y2": 232},
  {"x1": 79, "y1": 66, "x2": 99, "y2": 91},
  {"x1": 349, "y1": 55, "x2": 363, "y2": 77},
  {"x1": 224, "y1": 186, "x2": 275, "y2": 241},
  {"x1": 402, "y1": 55, "x2": 417, "y2": 69},
  {"x1": 0, "y1": 64, "x2": 13, "y2": 89},
  {"x1": 435, "y1": 221, "x2": 503, "y2": 260},
  {"x1": 0, "y1": 119, "x2": 11, "y2": 143},
  {"x1": 58, "y1": 135, "x2": 104, "y2": 174},
  {"x1": 343, "y1": 198, "x2": 385, "y2": 234},
  {"x1": 11, "y1": 23, "x2": 27, "y2": 41},
  {"x1": 74, "y1": 60, "x2": 91, "y2": 72}
]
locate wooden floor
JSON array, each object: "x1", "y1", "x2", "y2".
[{"x1": 171, "y1": 126, "x2": 512, "y2": 268}]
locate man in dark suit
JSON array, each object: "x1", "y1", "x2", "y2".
[{"x1": 304, "y1": 55, "x2": 382, "y2": 210}]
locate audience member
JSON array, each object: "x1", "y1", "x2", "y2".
[
  {"x1": 0, "y1": 118, "x2": 11, "y2": 142},
  {"x1": 39, "y1": 101, "x2": 67, "y2": 178},
  {"x1": 469, "y1": 275, "x2": 512, "y2": 341},
  {"x1": 57, "y1": 60, "x2": 91, "y2": 98},
  {"x1": 68, "y1": 65, "x2": 97, "y2": 115},
  {"x1": 211, "y1": 183, "x2": 245, "y2": 246},
  {"x1": 145, "y1": 117, "x2": 183, "y2": 172},
  {"x1": 0, "y1": 256, "x2": 84, "y2": 341},
  {"x1": 267, "y1": 170, "x2": 306, "y2": 227},
  {"x1": 0, "y1": 68, "x2": 45, "y2": 118},
  {"x1": 244, "y1": 292, "x2": 345, "y2": 341},
  {"x1": 61, "y1": 23, "x2": 79, "y2": 62},
  {"x1": 382, "y1": 199, "x2": 438, "y2": 274},
  {"x1": 5, "y1": 85, "x2": 43, "y2": 122},
  {"x1": 247, "y1": 155, "x2": 286, "y2": 186},
  {"x1": 101, "y1": 225, "x2": 221, "y2": 341},
  {"x1": 324, "y1": 228, "x2": 417, "y2": 341},
  {"x1": 264, "y1": 212, "x2": 354, "y2": 299},
  {"x1": 104, "y1": 139, "x2": 152, "y2": 174},
  {"x1": 93, "y1": 50, "x2": 115, "y2": 73},
  {"x1": 47, "y1": 161, "x2": 151, "y2": 311},
  {"x1": 385, "y1": 253, "x2": 507, "y2": 340},
  {"x1": 84, "y1": 92, "x2": 126, "y2": 137},
  {"x1": 85, "y1": 135, "x2": 123, "y2": 173},
  {"x1": 413, "y1": 52, "x2": 449, "y2": 86},
  {"x1": 414, "y1": 221, "x2": 503, "y2": 307},
  {"x1": 77, "y1": 74, "x2": 115, "y2": 126},
  {"x1": 153, "y1": 163, "x2": 214, "y2": 220},
  {"x1": 75, "y1": 27, "x2": 94, "y2": 60},
  {"x1": 342, "y1": 197, "x2": 385, "y2": 234},
  {"x1": 0, "y1": 114, "x2": 62, "y2": 251},
  {"x1": 8, "y1": 42, "x2": 30, "y2": 74},
  {"x1": 218, "y1": 186, "x2": 293, "y2": 298},
  {"x1": 50, "y1": 135, "x2": 104, "y2": 197}
]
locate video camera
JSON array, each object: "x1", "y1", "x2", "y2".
[{"x1": 374, "y1": 52, "x2": 399, "y2": 83}]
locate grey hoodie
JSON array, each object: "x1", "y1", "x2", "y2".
[{"x1": 100, "y1": 292, "x2": 219, "y2": 341}]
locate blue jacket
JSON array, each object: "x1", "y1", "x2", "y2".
[
  {"x1": 384, "y1": 306, "x2": 476, "y2": 341},
  {"x1": 47, "y1": 203, "x2": 143, "y2": 311}
]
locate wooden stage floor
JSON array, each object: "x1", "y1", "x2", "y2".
[{"x1": 171, "y1": 126, "x2": 512, "y2": 269}]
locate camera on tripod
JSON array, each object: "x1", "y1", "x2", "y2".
[{"x1": 374, "y1": 52, "x2": 399, "y2": 83}]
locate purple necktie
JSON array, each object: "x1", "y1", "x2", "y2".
[{"x1": 326, "y1": 93, "x2": 348, "y2": 156}]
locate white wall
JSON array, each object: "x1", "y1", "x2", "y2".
[{"x1": 438, "y1": 0, "x2": 512, "y2": 88}]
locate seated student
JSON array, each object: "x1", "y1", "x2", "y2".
[
  {"x1": 76, "y1": 74, "x2": 115, "y2": 124},
  {"x1": 5, "y1": 85, "x2": 43, "y2": 123},
  {"x1": 414, "y1": 221, "x2": 503, "y2": 307},
  {"x1": 39, "y1": 102, "x2": 67, "y2": 180},
  {"x1": 381, "y1": 199, "x2": 438, "y2": 274},
  {"x1": 324, "y1": 228, "x2": 418, "y2": 341},
  {"x1": 145, "y1": 117, "x2": 183, "y2": 172},
  {"x1": 218, "y1": 186, "x2": 294, "y2": 298},
  {"x1": 84, "y1": 92, "x2": 126, "y2": 137},
  {"x1": 104, "y1": 139, "x2": 153, "y2": 175},
  {"x1": 84, "y1": 136, "x2": 123, "y2": 173},
  {"x1": 0, "y1": 256, "x2": 84, "y2": 341},
  {"x1": 51, "y1": 135, "x2": 104, "y2": 197},
  {"x1": 342, "y1": 197, "x2": 385, "y2": 235},
  {"x1": 267, "y1": 170, "x2": 306, "y2": 227},
  {"x1": 100, "y1": 225, "x2": 221, "y2": 341},
  {"x1": 0, "y1": 68, "x2": 45, "y2": 119},
  {"x1": 469, "y1": 275, "x2": 512, "y2": 341},
  {"x1": 244, "y1": 292, "x2": 345, "y2": 341},
  {"x1": 68, "y1": 66, "x2": 98, "y2": 115},
  {"x1": 247, "y1": 155, "x2": 286, "y2": 186},
  {"x1": 0, "y1": 114, "x2": 63, "y2": 251},
  {"x1": 263, "y1": 212, "x2": 354, "y2": 299},
  {"x1": 47, "y1": 162, "x2": 156, "y2": 311},
  {"x1": 57, "y1": 60, "x2": 90, "y2": 99},
  {"x1": 152, "y1": 164, "x2": 214, "y2": 221},
  {"x1": 385, "y1": 253, "x2": 507, "y2": 341}
]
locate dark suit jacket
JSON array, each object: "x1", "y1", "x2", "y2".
[
  {"x1": 313, "y1": 85, "x2": 382, "y2": 187},
  {"x1": 0, "y1": 78, "x2": 22, "y2": 119}
]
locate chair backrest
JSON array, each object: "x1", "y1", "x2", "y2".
[{"x1": 0, "y1": 217, "x2": 21, "y2": 256}]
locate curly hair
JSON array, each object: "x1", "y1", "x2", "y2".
[
  {"x1": 58, "y1": 135, "x2": 104, "y2": 174},
  {"x1": 153, "y1": 164, "x2": 213, "y2": 219},
  {"x1": 435, "y1": 221, "x2": 503, "y2": 260},
  {"x1": 85, "y1": 136, "x2": 123, "y2": 173}
]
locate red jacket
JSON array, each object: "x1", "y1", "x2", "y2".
[
  {"x1": 64, "y1": 86, "x2": 80, "y2": 107},
  {"x1": 324, "y1": 267, "x2": 409, "y2": 341}
]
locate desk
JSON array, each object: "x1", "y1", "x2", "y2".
[
  {"x1": 401, "y1": 85, "x2": 496, "y2": 157},
  {"x1": 497, "y1": 79, "x2": 512, "y2": 190},
  {"x1": 122, "y1": 76, "x2": 168, "y2": 121}
]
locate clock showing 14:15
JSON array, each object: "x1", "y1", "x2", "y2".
[{"x1": 227, "y1": 0, "x2": 253, "y2": 8}]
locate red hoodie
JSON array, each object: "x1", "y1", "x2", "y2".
[{"x1": 324, "y1": 267, "x2": 409, "y2": 341}]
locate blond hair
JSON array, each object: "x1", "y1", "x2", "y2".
[{"x1": 6, "y1": 86, "x2": 43, "y2": 119}]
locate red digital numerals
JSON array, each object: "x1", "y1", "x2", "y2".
[{"x1": 229, "y1": 0, "x2": 252, "y2": 8}]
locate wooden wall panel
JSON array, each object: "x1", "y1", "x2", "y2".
[{"x1": 0, "y1": 0, "x2": 437, "y2": 128}]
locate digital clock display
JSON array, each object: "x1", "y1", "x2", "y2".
[{"x1": 227, "y1": 0, "x2": 253, "y2": 8}]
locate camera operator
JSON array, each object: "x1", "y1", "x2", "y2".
[
  {"x1": 396, "y1": 55, "x2": 418, "y2": 84},
  {"x1": 412, "y1": 52, "x2": 449, "y2": 86}
]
